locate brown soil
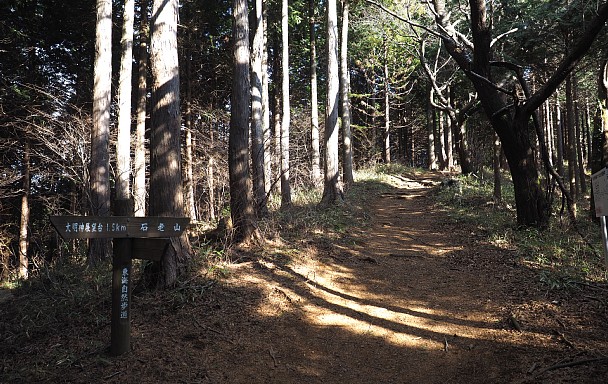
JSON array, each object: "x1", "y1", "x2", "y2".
[{"x1": 2, "y1": 171, "x2": 608, "y2": 383}]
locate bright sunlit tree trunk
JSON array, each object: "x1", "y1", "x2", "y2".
[
  {"x1": 229, "y1": 0, "x2": 258, "y2": 242},
  {"x1": 116, "y1": 0, "x2": 134, "y2": 203},
  {"x1": 320, "y1": 0, "x2": 343, "y2": 206},
  {"x1": 88, "y1": 0, "x2": 112, "y2": 265},
  {"x1": 148, "y1": 0, "x2": 192, "y2": 287}
]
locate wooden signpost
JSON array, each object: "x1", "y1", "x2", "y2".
[{"x1": 50, "y1": 212, "x2": 189, "y2": 356}]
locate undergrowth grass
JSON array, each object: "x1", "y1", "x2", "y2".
[
  {"x1": 434, "y1": 170, "x2": 608, "y2": 288},
  {"x1": 257, "y1": 166, "x2": 394, "y2": 259}
]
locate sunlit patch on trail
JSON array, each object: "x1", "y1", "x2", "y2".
[{"x1": 240, "y1": 257, "x2": 512, "y2": 352}]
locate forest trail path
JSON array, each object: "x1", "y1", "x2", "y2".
[
  {"x1": 186, "y1": 171, "x2": 605, "y2": 383},
  {"x1": 22, "y1": 171, "x2": 606, "y2": 383}
]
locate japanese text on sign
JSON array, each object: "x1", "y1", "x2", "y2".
[
  {"x1": 50, "y1": 216, "x2": 189, "y2": 239},
  {"x1": 120, "y1": 267, "x2": 129, "y2": 319}
]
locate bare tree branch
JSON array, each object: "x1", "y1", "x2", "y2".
[
  {"x1": 491, "y1": 28, "x2": 518, "y2": 47},
  {"x1": 365, "y1": 0, "x2": 446, "y2": 40}
]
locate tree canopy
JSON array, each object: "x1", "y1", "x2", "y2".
[{"x1": 2, "y1": 0, "x2": 608, "y2": 279}]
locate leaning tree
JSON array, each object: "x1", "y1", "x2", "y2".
[{"x1": 429, "y1": 0, "x2": 608, "y2": 228}]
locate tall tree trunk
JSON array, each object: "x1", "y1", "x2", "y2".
[
  {"x1": 116, "y1": 0, "x2": 134, "y2": 203},
  {"x1": 382, "y1": 35, "x2": 390, "y2": 163},
  {"x1": 280, "y1": 0, "x2": 292, "y2": 207},
  {"x1": 574, "y1": 76, "x2": 587, "y2": 195},
  {"x1": 493, "y1": 133, "x2": 501, "y2": 202},
  {"x1": 445, "y1": 88, "x2": 453, "y2": 170},
  {"x1": 149, "y1": 0, "x2": 191, "y2": 287},
  {"x1": 437, "y1": 110, "x2": 446, "y2": 169},
  {"x1": 583, "y1": 99, "x2": 590, "y2": 165},
  {"x1": 207, "y1": 156, "x2": 216, "y2": 222},
  {"x1": 505, "y1": 115, "x2": 550, "y2": 227},
  {"x1": 262, "y1": 2, "x2": 272, "y2": 196},
  {"x1": 310, "y1": 0, "x2": 321, "y2": 185},
  {"x1": 207, "y1": 124, "x2": 216, "y2": 222},
  {"x1": 427, "y1": 88, "x2": 437, "y2": 170},
  {"x1": 544, "y1": 99, "x2": 554, "y2": 165},
  {"x1": 184, "y1": 74, "x2": 197, "y2": 220},
  {"x1": 18, "y1": 138, "x2": 30, "y2": 279},
  {"x1": 185, "y1": 127, "x2": 196, "y2": 220},
  {"x1": 272, "y1": 66, "x2": 282, "y2": 195},
  {"x1": 555, "y1": 94, "x2": 565, "y2": 179},
  {"x1": 251, "y1": 0, "x2": 268, "y2": 217},
  {"x1": 432, "y1": 107, "x2": 439, "y2": 168},
  {"x1": 134, "y1": 0, "x2": 148, "y2": 217},
  {"x1": 320, "y1": 0, "x2": 343, "y2": 206},
  {"x1": 229, "y1": 0, "x2": 258, "y2": 242},
  {"x1": 585, "y1": 99, "x2": 592, "y2": 168},
  {"x1": 566, "y1": 74, "x2": 577, "y2": 207},
  {"x1": 89, "y1": 0, "x2": 113, "y2": 265},
  {"x1": 409, "y1": 119, "x2": 415, "y2": 166},
  {"x1": 340, "y1": 0, "x2": 354, "y2": 187},
  {"x1": 454, "y1": 119, "x2": 474, "y2": 174}
]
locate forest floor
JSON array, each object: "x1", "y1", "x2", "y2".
[{"x1": 2, "y1": 169, "x2": 608, "y2": 383}]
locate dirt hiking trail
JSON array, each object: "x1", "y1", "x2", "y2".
[{"x1": 2, "y1": 171, "x2": 608, "y2": 383}]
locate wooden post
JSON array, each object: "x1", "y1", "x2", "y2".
[
  {"x1": 49, "y1": 212, "x2": 188, "y2": 355},
  {"x1": 111, "y1": 199, "x2": 133, "y2": 355}
]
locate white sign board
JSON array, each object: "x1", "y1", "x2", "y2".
[
  {"x1": 592, "y1": 168, "x2": 608, "y2": 267},
  {"x1": 592, "y1": 168, "x2": 608, "y2": 217}
]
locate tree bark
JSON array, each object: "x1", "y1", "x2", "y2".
[
  {"x1": 116, "y1": 0, "x2": 134, "y2": 202},
  {"x1": 18, "y1": 138, "x2": 30, "y2": 279},
  {"x1": 340, "y1": 0, "x2": 354, "y2": 187},
  {"x1": 251, "y1": 0, "x2": 268, "y2": 217},
  {"x1": 184, "y1": 73, "x2": 197, "y2": 220},
  {"x1": 262, "y1": 2, "x2": 272, "y2": 196},
  {"x1": 566, "y1": 74, "x2": 577, "y2": 204},
  {"x1": 453, "y1": 119, "x2": 474, "y2": 174},
  {"x1": 89, "y1": 0, "x2": 113, "y2": 265},
  {"x1": 590, "y1": 60, "x2": 608, "y2": 219},
  {"x1": 437, "y1": 109, "x2": 446, "y2": 169},
  {"x1": 585, "y1": 99, "x2": 592, "y2": 168},
  {"x1": 427, "y1": 88, "x2": 437, "y2": 170},
  {"x1": 493, "y1": 133, "x2": 501, "y2": 202},
  {"x1": 555, "y1": 94, "x2": 565, "y2": 178},
  {"x1": 280, "y1": 0, "x2": 292, "y2": 207},
  {"x1": 272, "y1": 57, "x2": 282, "y2": 195},
  {"x1": 544, "y1": 99, "x2": 554, "y2": 165},
  {"x1": 207, "y1": 156, "x2": 216, "y2": 222},
  {"x1": 229, "y1": 0, "x2": 258, "y2": 242},
  {"x1": 320, "y1": 0, "x2": 343, "y2": 206},
  {"x1": 383, "y1": 34, "x2": 391, "y2": 163},
  {"x1": 149, "y1": 0, "x2": 191, "y2": 287},
  {"x1": 445, "y1": 88, "x2": 454, "y2": 170},
  {"x1": 207, "y1": 124, "x2": 216, "y2": 222},
  {"x1": 310, "y1": 0, "x2": 321, "y2": 184},
  {"x1": 574, "y1": 76, "x2": 587, "y2": 195},
  {"x1": 134, "y1": 0, "x2": 148, "y2": 217}
]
